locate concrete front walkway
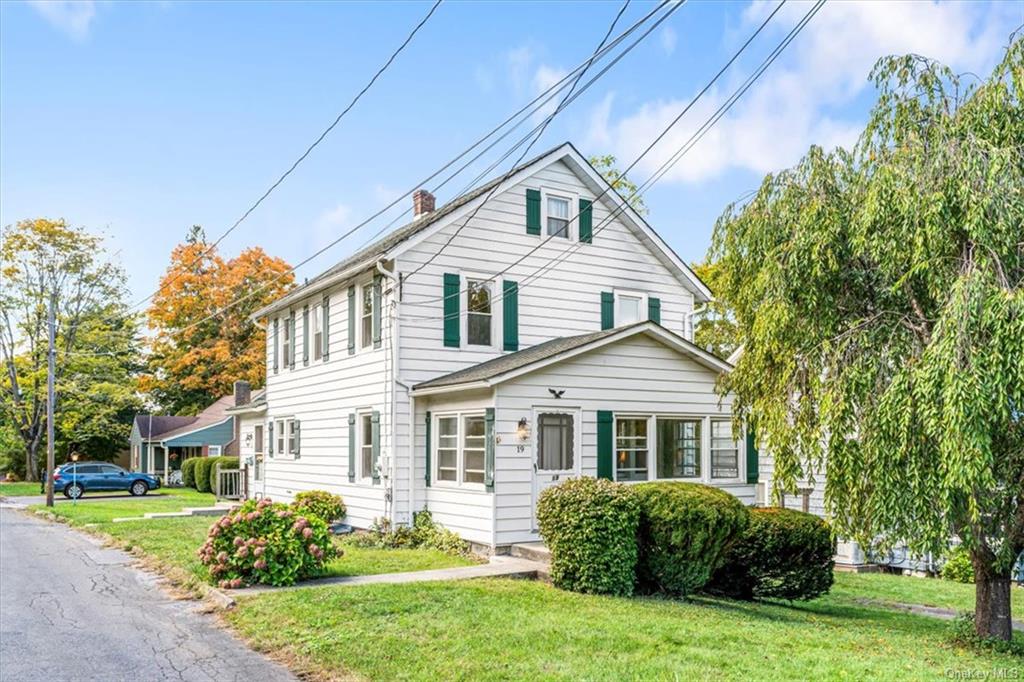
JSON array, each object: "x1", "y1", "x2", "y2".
[{"x1": 230, "y1": 555, "x2": 546, "y2": 598}]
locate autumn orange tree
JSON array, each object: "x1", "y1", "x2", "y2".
[{"x1": 143, "y1": 226, "x2": 294, "y2": 414}]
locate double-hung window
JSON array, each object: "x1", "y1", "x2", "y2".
[
  {"x1": 274, "y1": 418, "x2": 298, "y2": 457},
  {"x1": 360, "y1": 413, "x2": 374, "y2": 479},
  {"x1": 360, "y1": 285, "x2": 373, "y2": 349},
  {"x1": 711, "y1": 419, "x2": 739, "y2": 479},
  {"x1": 615, "y1": 418, "x2": 648, "y2": 481},
  {"x1": 466, "y1": 279, "x2": 492, "y2": 346},
  {"x1": 546, "y1": 195, "x2": 570, "y2": 238},
  {"x1": 282, "y1": 318, "x2": 291, "y2": 367},
  {"x1": 312, "y1": 303, "x2": 323, "y2": 361},
  {"x1": 656, "y1": 418, "x2": 701, "y2": 479},
  {"x1": 434, "y1": 412, "x2": 487, "y2": 487}
]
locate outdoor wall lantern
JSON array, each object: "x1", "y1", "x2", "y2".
[{"x1": 516, "y1": 417, "x2": 530, "y2": 442}]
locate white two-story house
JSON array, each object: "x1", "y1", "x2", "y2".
[{"x1": 236, "y1": 142, "x2": 757, "y2": 552}]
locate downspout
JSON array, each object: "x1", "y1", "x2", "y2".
[{"x1": 377, "y1": 260, "x2": 408, "y2": 525}]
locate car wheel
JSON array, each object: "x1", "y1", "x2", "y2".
[
  {"x1": 130, "y1": 480, "x2": 149, "y2": 496},
  {"x1": 66, "y1": 483, "x2": 84, "y2": 500}
]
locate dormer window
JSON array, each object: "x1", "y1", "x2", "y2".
[{"x1": 546, "y1": 195, "x2": 570, "y2": 238}]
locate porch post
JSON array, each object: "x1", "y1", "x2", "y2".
[{"x1": 163, "y1": 445, "x2": 169, "y2": 482}]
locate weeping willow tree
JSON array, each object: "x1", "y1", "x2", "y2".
[{"x1": 710, "y1": 38, "x2": 1023, "y2": 640}]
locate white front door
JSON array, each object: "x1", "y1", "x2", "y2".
[{"x1": 531, "y1": 406, "x2": 581, "y2": 532}]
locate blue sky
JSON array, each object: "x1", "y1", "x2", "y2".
[{"x1": 2, "y1": 1, "x2": 1019, "y2": 306}]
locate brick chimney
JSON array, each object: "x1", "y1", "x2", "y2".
[
  {"x1": 413, "y1": 189, "x2": 435, "y2": 218},
  {"x1": 233, "y1": 380, "x2": 251, "y2": 407}
]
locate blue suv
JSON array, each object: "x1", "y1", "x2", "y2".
[{"x1": 53, "y1": 462, "x2": 161, "y2": 499}]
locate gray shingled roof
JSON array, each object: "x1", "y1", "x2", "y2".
[
  {"x1": 134, "y1": 415, "x2": 197, "y2": 439},
  {"x1": 413, "y1": 323, "x2": 650, "y2": 390}
]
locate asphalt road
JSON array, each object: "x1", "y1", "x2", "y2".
[{"x1": 0, "y1": 504, "x2": 295, "y2": 682}]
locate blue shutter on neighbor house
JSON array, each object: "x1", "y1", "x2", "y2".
[
  {"x1": 302, "y1": 305, "x2": 310, "y2": 366},
  {"x1": 347, "y1": 286, "x2": 356, "y2": 355},
  {"x1": 746, "y1": 426, "x2": 759, "y2": 484},
  {"x1": 371, "y1": 410, "x2": 381, "y2": 484},
  {"x1": 272, "y1": 318, "x2": 279, "y2": 373},
  {"x1": 443, "y1": 273, "x2": 460, "y2": 347},
  {"x1": 503, "y1": 280, "x2": 519, "y2": 352},
  {"x1": 578, "y1": 198, "x2": 593, "y2": 243},
  {"x1": 648, "y1": 297, "x2": 661, "y2": 324},
  {"x1": 424, "y1": 411, "x2": 432, "y2": 487},
  {"x1": 347, "y1": 414, "x2": 356, "y2": 482},
  {"x1": 322, "y1": 293, "x2": 330, "y2": 361},
  {"x1": 484, "y1": 408, "x2": 495, "y2": 491},
  {"x1": 601, "y1": 292, "x2": 614, "y2": 330},
  {"x1": 597, "y1": 411, "x2": 613, "y2": 480},
  {"x1": 372, "y1": 275, "x2": 382, "y2": 349},
  {"x1": 526, "y1": 189, "x2": 541, "y2": 235}
]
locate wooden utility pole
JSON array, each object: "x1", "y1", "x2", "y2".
[{"x1": 45, "y1": 292, "x2": 55, "y2": 508}]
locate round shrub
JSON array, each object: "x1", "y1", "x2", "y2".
[
  {"x1": 537, "y1": 477, "x2": 641, "y2": 596},
  {"x1": 707, "y1": 507, "x2": 835, "y2": 601},
  {"x1": 197, "y1": 497, "x2": 339, "y2": 588},
  {"x1": 292, "y1": 490, "x2": 347, "y2": 523},
  {"x1": 180, "y1": 458, "x2": 199, "y2": 488},
  {"x1": 209, "y1": 456, "x2": 238, "y2": 494},
  {"x1": 194, "y1": 457, "x2": 217, "y2": 493},
  {"x1": 941, "y1": 546, "x2": 974, "y2": 584},
  {"x1": 634, "y1": 482, "x2": 750, "y2": 597}
]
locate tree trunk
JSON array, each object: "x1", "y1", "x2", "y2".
[
  {"x1": 972, "y1": 551, "x2": 1013, "y2": 641},
  {"x1": 24, "y1": 442, "x2": 38, "y2": 482}
]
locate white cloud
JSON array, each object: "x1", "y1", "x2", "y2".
[
  {"x1": 587, "y1": 0, "x2": 1018, "y2": 185},
  {"x1": 312, "y1": 203, "x2": 352, "y2": 249},
  {"x1": 532, "y1": 64, "x2": 569, "y2": 124},
  {"x1": 28, "y1": 0, "x2": 97, "y2": 41},
  {"x1": 660, "y1": 26, "x2": 678, "y2": 56}
]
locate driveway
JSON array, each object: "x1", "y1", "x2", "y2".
[{"x1": 0, "y1": 505, "x2": 295, "y2": 682}]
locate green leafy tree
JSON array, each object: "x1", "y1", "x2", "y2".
[
  {"x1": 0, "y1": 219, "x2": 136, "y2": 481},
  {"x1": 709, "y1": 41, "x2": 1023, "y2": 640},
  {"x1": 589, "y1": 154, "x2": 648, "y2": 215},
  {"x1": 691, "y1": 260, "x2": 741, "y2": 358}
]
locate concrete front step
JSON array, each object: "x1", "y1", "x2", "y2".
[
  {"x1": 111, "y1": 504, "x2": 237, "y2": 523},
  {"x1": 510, "y1": 542, "x2": 551, "y2": 564}
]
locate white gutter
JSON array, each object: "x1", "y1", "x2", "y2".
[{"x1": 250, "y1": 260, "x2": 373, "y2": 322}]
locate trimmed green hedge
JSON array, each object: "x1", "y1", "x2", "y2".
[
  {"x1": 537, "y1": 477, "x2": 641, "y2": 596},
  {"x1": 180, "y1": 458, "x2": 199, "y2": 488},
  {"x1": 634, "y1": 482, "x2": 749, "y2": 596},
  {"x1": 194, "y1": 456, "x2": 217, "y2": 493},
  {"x1": 707, "y1": 507, "x2": 834, "y2": 601},
  {"x1": 209, "y1": 456, "x2": 239, "y2": 494}
]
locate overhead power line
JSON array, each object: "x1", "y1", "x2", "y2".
[
  {"x1": 126, "y1": 0, "x2": 444, "y2": 314},
  {"x1": 156, "y1": 1, "x2": 676, "y2": 336}
]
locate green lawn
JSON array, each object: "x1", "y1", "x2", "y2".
[
  {"x1": 1, "y1": 481, "x2": 207, "y2": 499},
  {"x1": 227, "y1": 575, "x2": 1023, "y2": 681},
  {"x1": 0, "y1": 482, "x2": 44, "y2": 497},
  {"x1": 29, "y1": 488, "x2": 217, "y2": 524}
]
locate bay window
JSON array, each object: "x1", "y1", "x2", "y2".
[
  {"x1": 434, "y1": 412, "x2": 487, "y2": 487},
  {"x1": 462, "y1": 415, "x2": 486, "y2": 484}
]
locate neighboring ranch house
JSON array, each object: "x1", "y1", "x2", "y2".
[
  {"x1": 129, "y1": 382, "x2": 253, "y2": 481},
  {"x1": 243, "y1": 142, "x2": 757, "y2": 551}
]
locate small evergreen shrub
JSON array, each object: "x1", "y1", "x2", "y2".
[
  {"x1": 941, "y1": 546, "x2": 974, "y2": 584},
  {"x1": 536, "y1": 477, "x2": 641, "y2": 596},
  {"x1": 194, "y1": 457, "x2": 217, "y2": 493},
  {"x1": 351, "y1": 511, "x2": 470, "y2": 556},
  {"x1": 209, "y1": 456, "x2": 238, "y2": 494},
  {"x1": 197, "y1": 497, "x2": 338, "y2": 588},
  {"x1": 634, "y1": 482, "x2": 749, "y2": 596},
  {"x1": 292, "y1": 490, "x2": 347, "y2": 523},
  {"x1": 707, "y1": 507, "x2": 835, "y2": 601},
  {"x1": 180, "y1": 458, "x2": 199, "y2": 488}
]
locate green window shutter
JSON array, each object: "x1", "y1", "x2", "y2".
[
  {"x1": 597, "y1": 411, "x2": 613, "y2": 479},
  {"x1": 502, "y1": 280, "x2": 519, "y2": 352},
  {"x1": 372, "y1": 275, "x2": 382, "y2": 349},
  {"x1": 302, "y1": 305, "x2": 310, "y2": 366},
  {"x1": 578, "y1": 198, "x2": 593, "y2": 243},
  {"x1": 272, "y1": 319, "x2": 279, "y2": 373},
  {"x1": 322, "y1": 294, "x2": 330, "y2": 361},
  {"x1": 424, "y1": 411, "x2": 432, "y2": 487},
  {"x1": 526, "y1": 189, "x2": 541, "y2": 235},
  {"x1": 347, "y1": 286, "x2": 356, "y2": 355},
  {"x1": 347, "y1": 414, "x2": 355, "y2": 482},
  {"x1": 484, "y1": 408, "x2": 495, "y2": 491},
  {"x1": 600, "y1": 292, "x2": 614, "y2": 330},
  {"x1": 746, "y1": 426, "x2": 759, "y2": 484},
  {"x1": 268, "y1": 420, "x2": 275, "y2": 458},
  {"x1": 294, "y1": 419, "x2": 301, "y2": 459},
  {"x1": 648, "y1": 297, "x2": 661, "y2": 324},
  {"x1": 371, "y1": 410, "x2": 381, "y2": 484},
  {"x1": 443, "y1": 273, "x2": 460, "y2": 348},
  {"x1": 289, "y1": 312, "x2": 296, "y2": 370}
]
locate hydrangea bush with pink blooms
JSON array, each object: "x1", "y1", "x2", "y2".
[{"x1": 197, "y1": 498, "x2": 338, "y2": 588}]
